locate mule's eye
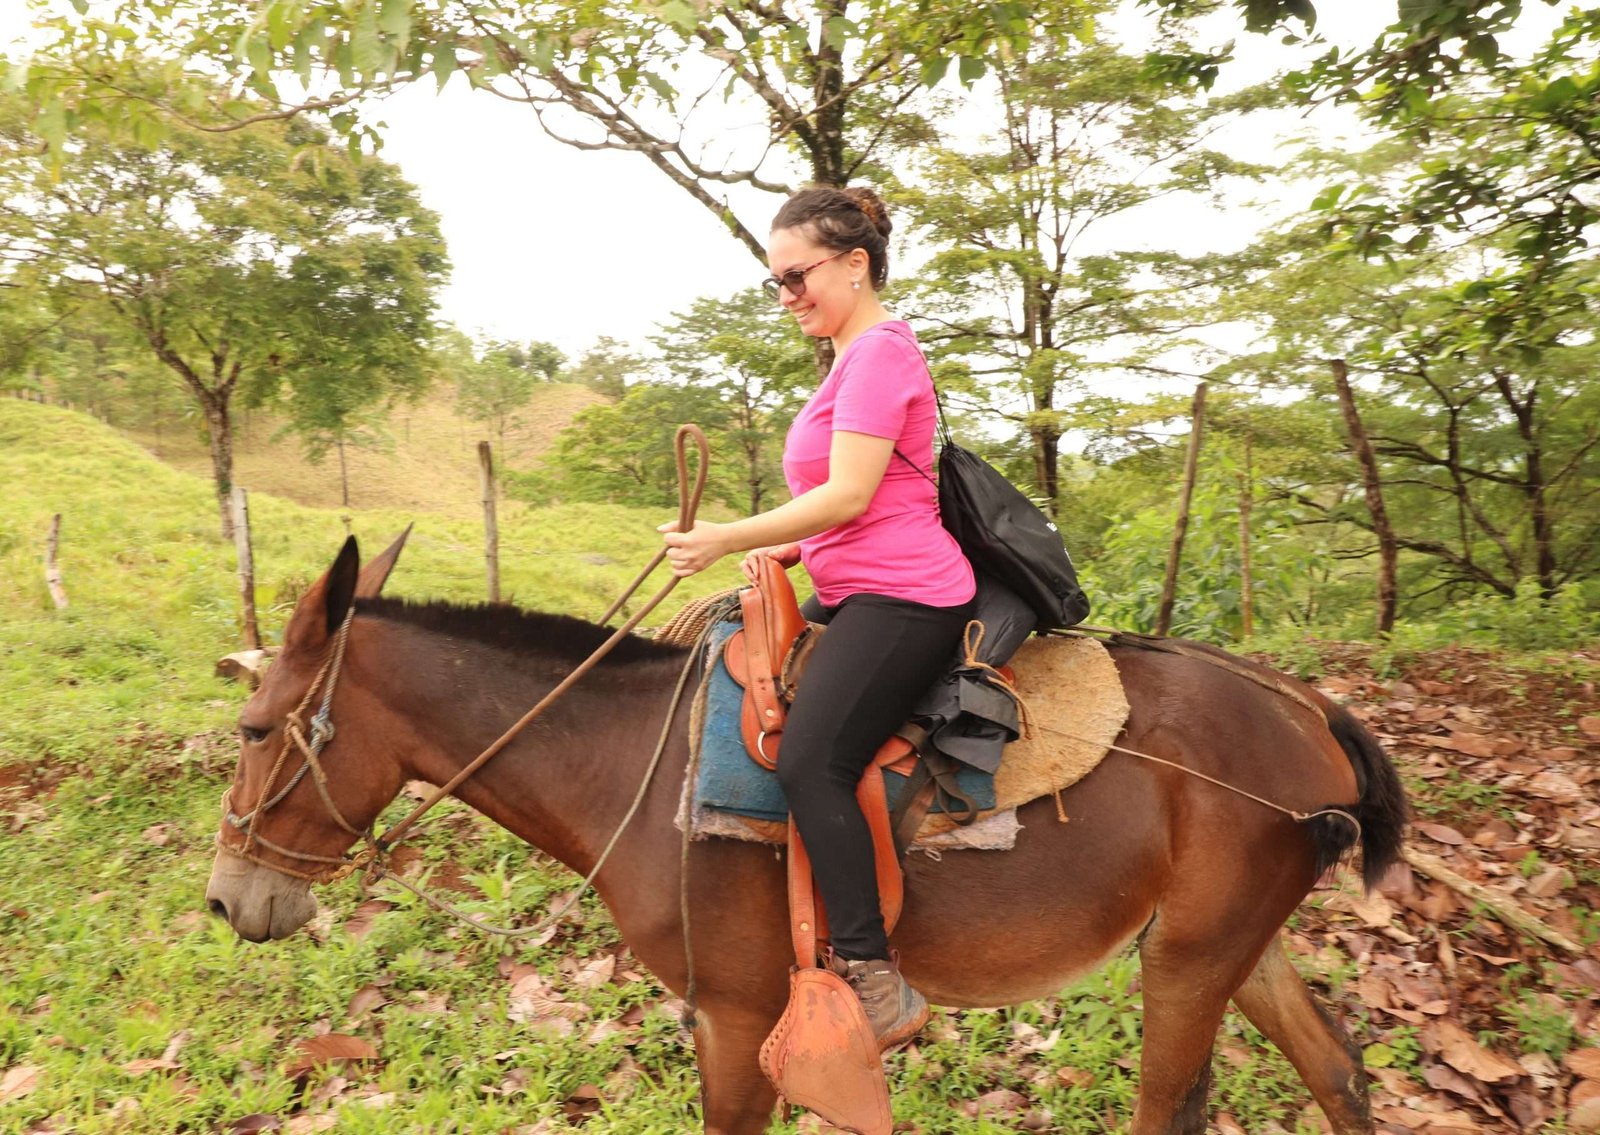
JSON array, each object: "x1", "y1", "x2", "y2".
[{"x1": 239, "y1": 724, "x2": 270, "y2": 744}]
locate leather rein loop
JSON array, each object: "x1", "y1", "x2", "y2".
[{"x1": 215, "y1": 424, "x2": 712, "y2": 895}]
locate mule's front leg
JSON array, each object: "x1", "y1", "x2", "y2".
[{"x1": 692, "y1": 1006, "x2": 782, "y2": 1135}]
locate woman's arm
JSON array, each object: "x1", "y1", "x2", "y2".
[{"x1": 661, "y1": 430, "x2": 895, "y2": 576}]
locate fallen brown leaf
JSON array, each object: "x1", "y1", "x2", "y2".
[
  {"x1": 346, "y1": 984, "x2": 387, "y2": 1020},
  {"x1": 0, "y1": 1065, "x2": 42, "y2": 1103},
  {"x1": 1564, "y1": 1047, "x2": 1600, "y2": 1080},
  {"x1": 281, "y1": 1034, "x2": 379, "y2": 1080},
  {"x1": 342, "y1": 899, "x2": 394, "y2": 940},
  {"x1": 1425, "y1": 1019, "x2": 1523, "y2": 1083}
]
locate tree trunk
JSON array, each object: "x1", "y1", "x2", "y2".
[
  {"x1": 1329, "y1": 359, "x2": 1397, "y2": 634},
  {"x1": 479, "y1": 441, "x2": 501, "y2": 603},
  {"x1": 1030, "y1": 421, "x2": 1061, "y2": 518},
  {"x1": 1156, "y1": 382, "x2": 1206, "y2": 636},
  {"x1": 1491, "y1": 372, "x2": 1556, "y2": 597},
  {"x1": 1238, "y1": 430, "x2": 1254, "y2": 640},
  {"x1": 202, "y1": 396, "x2": 236, "y2": 541},
  {"x1": 337, "y1": 438, "x2": 350, "y2": 509}
]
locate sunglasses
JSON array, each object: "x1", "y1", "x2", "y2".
[{"x1": 762, "y1": 251, "x2": 849, "y2": 300}]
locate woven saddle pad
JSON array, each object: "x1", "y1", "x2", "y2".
[{"x1": 678, "y1": 633, "x2": 1130, "y2": 851}]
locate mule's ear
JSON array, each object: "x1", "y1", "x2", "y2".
[
  {"x1": 324, "y1": 536, "x2": 361, "y2": 635},
  {"x1": 355, "y1": 523, "x2": 412, "y2": 599}
]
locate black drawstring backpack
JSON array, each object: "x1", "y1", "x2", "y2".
[{"x1": 885, "y1": 327, "x2": 1091, "y2": 631}]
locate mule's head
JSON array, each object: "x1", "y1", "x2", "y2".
[{"x1": 205, "y1": 529, "x2": 411, "y2": 941}]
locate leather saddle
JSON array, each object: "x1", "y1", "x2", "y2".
[
  {"x1": 721, "y1": 557, "x2": 1005, "y2": 935},
  {"x1": 721, "y1": 558, "x2": 911, "y2": 938}
]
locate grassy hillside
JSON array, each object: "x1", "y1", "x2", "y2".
[
  {"x1": 0, "y1": 398, "x2": 745, "y2": 771},
  {"x1": 120, "y1": 383, "x2": 604, "y2": 516}
]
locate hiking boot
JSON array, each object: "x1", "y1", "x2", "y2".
[{"x1": 826, "y1": 952, "x2": 930, "y2": 1053}]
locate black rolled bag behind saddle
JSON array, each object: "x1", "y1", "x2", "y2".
[
  {"x1": 935, "y1": 441, "x2": 1090, "y2": 631},
  {"x1": 881, "y1": 322, "x2": 1090, "y2": 632}
]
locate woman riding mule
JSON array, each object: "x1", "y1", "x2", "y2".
[
  {"x1": 659, "y1": 185, "x2": 976, "y2": 1049},
  {"x1": 208, "y1": 525, "x2": 1406, "y2": 1134}
]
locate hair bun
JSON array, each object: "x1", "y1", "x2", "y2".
[{"x1": 842, "y1": 186, "x2": 892, "y2": 239}]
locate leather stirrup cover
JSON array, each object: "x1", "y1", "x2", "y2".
[{"x1": 758, "y1": 966, "x2": 893, "y2": 1135}]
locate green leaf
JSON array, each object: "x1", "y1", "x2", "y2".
[
  {"x1": 246, "y1": 35, "x2": 273, "y2": 77},
  {"x1": 433, "y1": 46, "x2": 456, "y2": 90},
  {"x1": 958, "y1": 56, "x2": 986, "y2": 85},
  {"x1": 920, "y1": 55, "x2": 950, "y2": 88},
  {"x1": 266, "y1": 1, "x2": 295, "y2": 52},
  {"x1": 531, "y1": 33, "x2": 555, "y2": 73},
  {"x1": 1397, "y1": 0, "x2": 1444, "y2": 26},
  {"x1": 659, "y1": 0, "x2": 698, "y2": 34},
  {"x1": 34, "y1": 98, "x2": 67, "y2": 154},
  {"x1": 822, "y1": 16, "x2": 856, "y2": 50},
  {"x1": 1309, "y1": 184, "x2": 1343, "y2": 211},
  {"x1": 643, "y1": 70, "x2": 676, "y2": 103},
  {"x1": 351, "y1": 1, "x2": 384, "y2": 74},
  {"x1": 378, "y1": 0, "x2": 412, "y2": 37},
  {"x1": 1363, "y1": 1043, "x2": 1396, "y2": 1068},
  {"x1": 1463, "y1": 33, "x2": 1498, "y2": 66}
]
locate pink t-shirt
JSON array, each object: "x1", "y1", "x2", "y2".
[{"x1": 783, "y1": 321, "x2": 975, "y2": 608}]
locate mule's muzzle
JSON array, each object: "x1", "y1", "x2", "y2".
[{"x1": 205, "y1": 852, "x2": 318, "y2": 941}]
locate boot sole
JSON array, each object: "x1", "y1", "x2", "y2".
[{"x1": 874, "y1": 1000, "x2": 930, "y2": 1054}]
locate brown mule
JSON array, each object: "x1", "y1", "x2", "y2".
[{"x1": 206, "y1": 534, "x2": 1407, "y2": 1135}]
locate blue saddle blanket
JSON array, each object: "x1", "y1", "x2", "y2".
[{"x1": 693, "y1": 619, "x2": 997, "y2": 823}]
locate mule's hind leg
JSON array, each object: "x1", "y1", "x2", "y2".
[
  {"x1": 1232, "y1": 934, "x2": 1373, "y2": 1134},
  {"x1": 690, "y1": 1007, "x2": 781, "y2": 1135},
  {"x1": 1130, "y1": 927, "x2": 1259, "y2": 1135}
]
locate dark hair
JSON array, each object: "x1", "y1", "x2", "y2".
[{"x1": 771, "y1": 185, "x2": 892, "y2": 290}]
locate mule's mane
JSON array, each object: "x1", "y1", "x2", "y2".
[{"x1": 354, "y1": 597, "x2": 686, "y2": 665}]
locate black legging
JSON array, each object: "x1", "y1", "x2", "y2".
[{"x1": 776, "y1": 591, "x2": 975, "y2": 960}]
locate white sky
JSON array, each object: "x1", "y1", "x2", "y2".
[{"x1": 0, "y1": 2, "x2": 1572, "y2": 368}]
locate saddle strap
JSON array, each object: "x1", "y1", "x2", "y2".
[
  {"x1": 738, "y1": 588, "x2": 787, "y2": 768},
  {"x1": 787, "y1": 816, "x2": 820, "y2": 968},
  {"x1": 887, "y1": 724, "x2": 980, "y2": 856},
  {"x1": 787, "y1": 760, "x2": 905, "y2": 964}
]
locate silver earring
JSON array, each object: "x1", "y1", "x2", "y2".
[{"x1": 852, "y1": 280, "x2": 860, "y2": 290}]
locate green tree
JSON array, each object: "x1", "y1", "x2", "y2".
[
  {"x1": 563, "y1": 337, "x2": 642, "y2": 400},
  {"x1": 440, "y1": 330, "x2": 548, "y2": 452},
  {"x1": 485, "y1": 339, "x2": 565, "y2": 382},
  {"x1": 0, "y1": 84, "x2": 447, "y2": 537},
  {"x1": 653, "y1": 288, "x2": 814, "y2": 513},
  {"x1": 894, "y1": 28, "x2": 1279, "y2": 508},
  {"x1": 531, "y1": 383, "x2": 731, "y2": 507}
]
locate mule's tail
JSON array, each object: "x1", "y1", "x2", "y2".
[{"x1": 1316, "y1": 702, "x2": 1408, "y2": 891}]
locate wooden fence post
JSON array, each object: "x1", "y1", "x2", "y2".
[
  {"x1": 1238, "y1": 429, "x2": 1254, "y2": 640},
  {"x1": 44, "y1": 513, "x2": 68, "y2": 609},
  {"x1": 1156, "y1": 381, "x2": 1206, "y2": 636},
  {"x1": 479, "y1": 441, "x2": 500, "y2": 603},
  {"x1": 231, "y1": 486, "x2": 262, "y2": 651}
]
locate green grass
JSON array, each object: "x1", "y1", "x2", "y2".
[{"x1": 0, "y1": 399, "x2": 1361, "y2": 1132}]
